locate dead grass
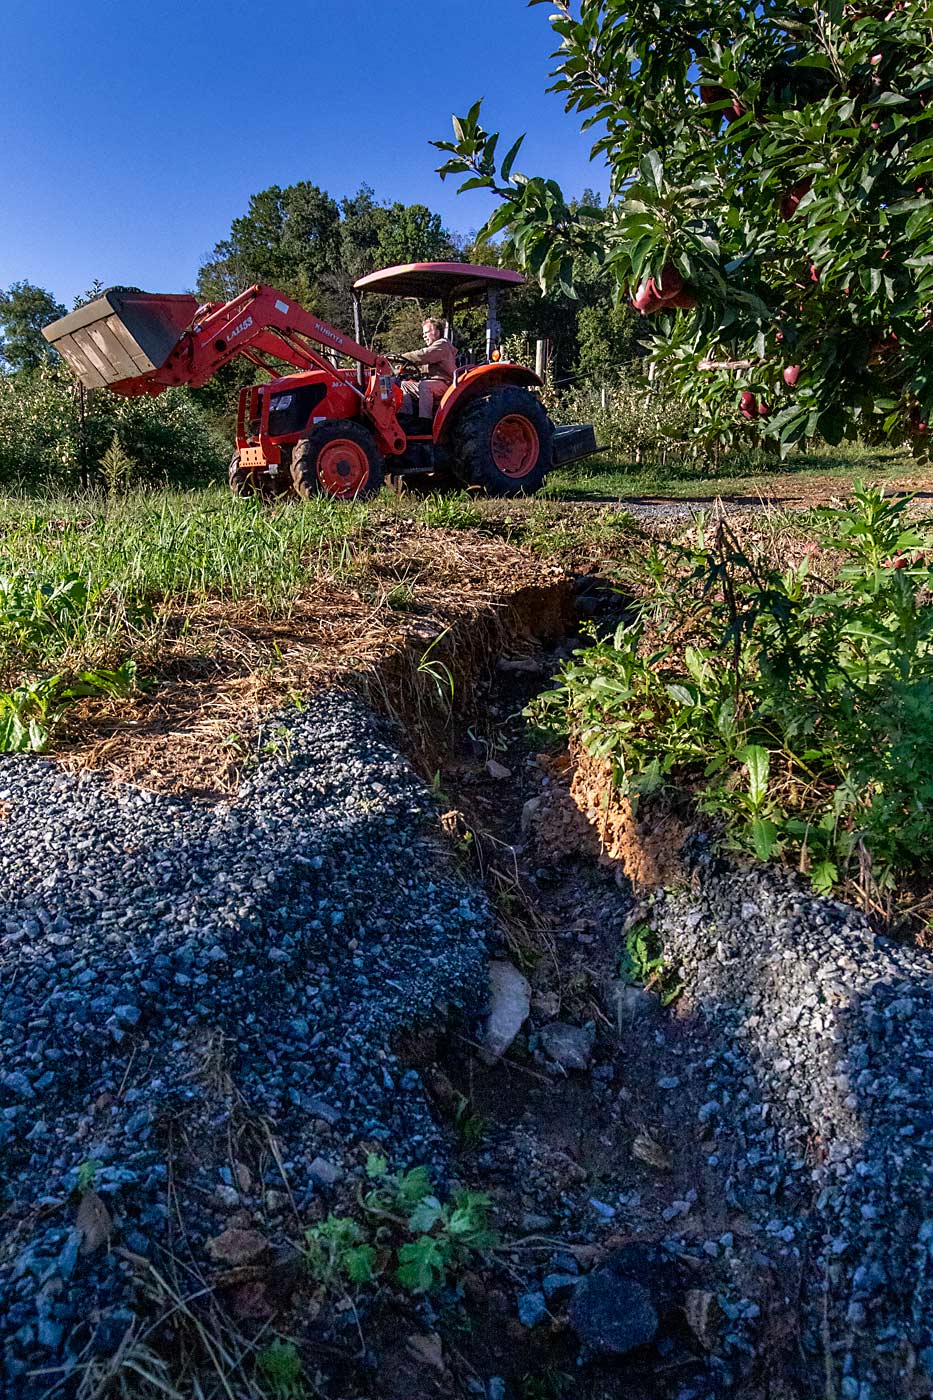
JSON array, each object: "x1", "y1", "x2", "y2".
[{"x1": 53, "y1": 523, "x2": 574, "y2": 800}]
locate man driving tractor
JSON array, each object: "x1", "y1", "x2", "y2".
[{"x1": 395, "y1": 317, "x2": 456, "y2": 418}]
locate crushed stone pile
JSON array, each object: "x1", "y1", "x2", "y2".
[
  {"x1": 0, "y1": 691, "x2": 493, "y2": 1397},
  {"x1": 653, "y1": 858, "x2": 933, "y2": 1400}
]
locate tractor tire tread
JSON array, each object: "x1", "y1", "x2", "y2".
[
  {"x1": 451, "y1": 387, "x2": 553, "y2": 497},
  {"x1": 291, "y1": 420, "x2": 383, "y2": 501}
]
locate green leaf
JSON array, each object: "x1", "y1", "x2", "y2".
[
  {"x1": 750, "y1": 817, "x2": 779, "y2": 862},
  {"x1": 408, "y1": 1196, "x2": 444, "y2": 1234},
  {"x1": 739, "y1": 745, "x2": 770, "y2": 808},
  {"x1": 666, "y1": 683, "x2": 696, "y2": 707},
  {"x1": 643, "y1": 150, "x2": 664, "y2": 194},
  {"x1": 344, "y1": 1244, "x2": 376, "y2": 1284},
  {"x1": 811, "y1": 859, "x2": 838, "y2": 894},
  {"x1": 395, "y1": 1165, "x2": 433, "y2": 1206},
  {"x1": 501, "y1": 134, "x2": 526, "y2": 182},
  {"x1": 396, "y1": 1236, "x2": 448, "y2": 1294}
]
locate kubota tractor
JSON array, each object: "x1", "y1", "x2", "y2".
[{"x1": 43, "y1": 262, "x2": 599, "y2": 500}]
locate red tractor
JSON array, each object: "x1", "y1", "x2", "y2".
[{"x1": 43, "y1": 263, "x2": 598, "y2": 500}]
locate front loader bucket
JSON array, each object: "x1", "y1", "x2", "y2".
[{"x1": 42, "y1": 288, "x2": 199, "y2": 390}]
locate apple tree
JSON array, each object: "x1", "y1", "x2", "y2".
[{"x1": 433, "y1": 0, "x2": 933, "y2": 456}]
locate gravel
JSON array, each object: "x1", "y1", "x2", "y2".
[
  {"x1": 652, "y1": 856, "x2": 933, "y2": 1399},
  {"x1": 0, "y1": 691, "x2": 495, "y2": 1396}
]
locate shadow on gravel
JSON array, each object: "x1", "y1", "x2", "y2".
[
  {"x1": 0, "y1": 692, "x2": 496, "y2": 1396},
  {"x1": 654, "y1": 865, "x2": 933, "y2": 1400}
]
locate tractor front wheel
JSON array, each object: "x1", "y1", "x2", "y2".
[
  {"x1": 452, "y1": 388, "x2": 553, "y2": 497},
  {"x1": 228, "y1": 454, "x2": 291, "y2": 499},
  {"x1": 291, "y1": 421, "x2": 383, "y2": 501},
  {"x1": 228, "y1": 454, "x2": 260, "y2": 498}
]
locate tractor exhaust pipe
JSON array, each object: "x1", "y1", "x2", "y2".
[{"x1": 43, "y1": 288, "x2": 199, "y2": 391}]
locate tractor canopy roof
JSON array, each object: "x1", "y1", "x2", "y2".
[{"x1": 353, "y1": 262, "x2": 524, "y2": 303}]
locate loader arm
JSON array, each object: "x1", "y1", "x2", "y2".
[
  {"x1": 43, "y1": 283, "x2": 407, "y2": 456},
  {"x1": 134, "y1": 284, "x2": 393, "y2": 389}
]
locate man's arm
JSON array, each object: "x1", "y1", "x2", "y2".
[{"x1": 400, "y1": 342, "x2": 448, "y2": 368}]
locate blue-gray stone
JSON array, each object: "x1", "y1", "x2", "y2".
[
  {"x1": 518, "y1": 1290, "x2": 548, "y2": 1327},
  {"x1": 569, "y1": 1269, "x2": 659, "y2": 1355}
]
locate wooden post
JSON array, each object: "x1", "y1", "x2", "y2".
[
  {"x1": 535, "y1": 338, "x2": 547, "y2": 380},
  {"x1": 600, "y1": 382, "x2": 607, "y2": 411},
  {"x1": 78, "y1": 383, "x2": 89, "y2": 490}
]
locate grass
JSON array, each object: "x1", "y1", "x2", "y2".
[
  {"x1": 0, "y1": 458, "x2": 917, "y2": 689},
  {"x1": 0, "y1": 489, "x2": 381, "y2": 680},
  {"x1": 0, "y1": 482, "x2": 609, "y2": 766},
  {"x1": 544, "y1": 442, "x2": 925, "y2": 502}
]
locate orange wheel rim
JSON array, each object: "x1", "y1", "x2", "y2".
[
  {"x1": 316, "y1": 439, "x2": 370, "y2": 498},
  {"x1": 490, "y1": 415, "x2": 539, "y2": 478}
]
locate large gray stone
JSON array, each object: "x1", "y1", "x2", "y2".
[
  {"x1": 481, "y1": 960, "x2": 531, "y2": 1063},
  {"x1": 539, "y1": 1021, "x2": 594, "y2": 1071}
]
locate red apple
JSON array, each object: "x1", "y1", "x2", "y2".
[
  {"x1": 783, "y1": 365, "x2": 801, "y2": 386},
  {"x1": 631, "y1": 264, "x2": 686, "y2": 314},
  {"x1": 779, "y1": 178, "x2": 813, "y2": 221},
  {"x1": 654, "y1": 265, "x2": 684, "y2": 301},
  {"x1": 758, "y1": 400, "x2": 771, "y2": 419},
  {"x1": 667, "y1": 288, "x2": 699, "y2": 310},
  {"x1": 740, "y1": 391, "x2": 759, "y2": 420},
  {"x1": 631, "y1": 283, "x2": 657, "y2": 313},
  {"x1": 699, "y1": 84, "x2": 743, "y2": 122}
]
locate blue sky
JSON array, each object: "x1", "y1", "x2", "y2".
[{"x1": 1, "y1": 0, "x2": 608, "y2": 308}]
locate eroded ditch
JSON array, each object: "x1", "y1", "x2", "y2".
[
  {"x1": 2, "y1": 555, "x2": 931, "y2": 1400},
  {"x1": 378, "y1": 571, "x2": 933, "y2": 1400}
]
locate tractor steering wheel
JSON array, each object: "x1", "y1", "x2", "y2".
[{"x1": 390, "y1": 355, "x2": 421, "y2": 376}]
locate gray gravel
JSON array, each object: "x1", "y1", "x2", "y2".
[
  {"x1": 652, "y1": 855, "x2": 933, "y2": 1400},
  {"x1": 0, "y1": 691, "x2": 494, "y2": 1397}
]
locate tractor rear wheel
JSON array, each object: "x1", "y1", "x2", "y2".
[
  {"x1": 451, "y1": 388, "x2": 553, "y2": 497},
  {"x1": 291, "y1": 421, "x2": 383, "y2": 501}
]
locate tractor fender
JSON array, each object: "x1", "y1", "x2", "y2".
[{"x1": 433, "y1": 363, "x2": 542, "y2": 442}]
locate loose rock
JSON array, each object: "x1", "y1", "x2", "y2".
[{"x1": 481, "y1": 960, "x2": 531, "y2": 1063}]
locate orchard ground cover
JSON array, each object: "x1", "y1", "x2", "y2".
[
  {"x1": 1, "y1": 475, "x2": 929, "y2": 938},
  {"x1": 532, "y1": 482, "x2": 933, "y2": 933},
  {"x1": 545, "y1": 442, "x2": 930, "y2": 504}
]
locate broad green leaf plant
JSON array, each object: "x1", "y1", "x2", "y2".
[
  {"x1": 530, "y1": 484, "x2": 933, "y2": 924},
  {"x1": 303, "y1": 1156, "x2": 496, "y2": 1297}
]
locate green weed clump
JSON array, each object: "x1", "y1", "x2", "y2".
[
  {"x1": 620, "y1": 923, "x2": 683, "y2": 1007},
  {"x1": 304, "y1": 1155, "x2": 496, "y2": 1296},
  {"x1": 531, "y1": 484, "x2": 933, "y2": 924},
  {"x1": 256, "y1": 1339, "x2": 306, "y2": 1399}
]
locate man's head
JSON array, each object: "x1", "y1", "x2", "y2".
[{"x1": 422, "y1": 317, "x2": 444, "y2": 345}]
